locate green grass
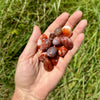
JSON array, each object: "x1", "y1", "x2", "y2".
[{"x1": 0, "y1": 0, "x2": 100, "y2": 99}]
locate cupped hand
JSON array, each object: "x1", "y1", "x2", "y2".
[{"x1": 13, "y1": 11, "x2": 87, "y2": 100}]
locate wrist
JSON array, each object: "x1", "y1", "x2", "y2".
[{"x1": 12, "y1": 87, "x2": 46, "y2": 100}]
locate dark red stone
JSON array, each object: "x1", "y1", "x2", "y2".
[
  {"x1": 52, "y1": 37, "x2": 62, "y2": 46},
  {"x1": 43, "y1": 57, "x2": 54, "y2": 71},
  {"x1": 54, "y1": 27, "x2": 62, "y2": 36},
  {"x1": 47, "y1": 47, "x2": 57, "y2": 57},
  {"x1": 58, "y1": 46, "x2": 68, "y2": 57},
  {"x1": 39, "y1": 52, "x2": 47, "y2": 62},
  {"x1": 61, "y1": 37, "x2": 73, "y2": 50},
  {"x1": 40, "y1": 39, "x2": 51, "y2": 52},
  {"x1": 49, "y1": 32, "x2": 56, "y2": 41},
  {"x1": 50, "y1": 56, "x2": 59, "y2": 66}
]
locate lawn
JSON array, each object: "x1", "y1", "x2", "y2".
[{"x1": 0, "y1": 0, "x2": 100, "y2": 99}]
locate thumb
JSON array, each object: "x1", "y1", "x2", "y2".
[{"x1": 22, "y1": 25, "x2": 41, "y2": 58}]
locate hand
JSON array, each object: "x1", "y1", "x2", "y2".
[{"x1": 12, "y1": 11, "x2": 87, "y2": 100}]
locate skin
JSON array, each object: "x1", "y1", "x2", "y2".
[{"x1": 12, "y1": 11, "x2": 87, "y2": 100}]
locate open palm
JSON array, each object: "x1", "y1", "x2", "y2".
[{"x1": 14, "y1": 11, "x2": 87, "y2": 99}]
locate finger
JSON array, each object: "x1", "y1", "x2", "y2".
[
  {"x1": 57, "y1": 33, "x2": 84, "y2": 72},
  {"x1": 65, "y1": 11, "x2": 82, "y2": 29},
  {"x1": 44, "y1": 12, "x2": 69, "y2": 36},
  {"x1": 21, "y1": 25, "x2": 41, "y2": 58},
  {"x1": 71, "y1": 19, "x2": 87, "y2": 41}
]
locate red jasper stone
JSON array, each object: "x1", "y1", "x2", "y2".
[
  {"x1": 43, "y1": 57, "x2": 54, "y2": 71},
  {"x1": 61, "y1": 37, "x2": 73, "y2": 50},
  {"x1": 40, "y1": 39, "x2": 51, "y2": 52},
  {"x1": 54, "y1": 27, "x2": 62, "y2": 36},
  {"x1": 58, "y1": 46, "x2": 68, "y2": 57},
  {"x1": 47, "y1": 46, "x2": 57, "y2": 57},
  {"x1": 37, "y1": 34, "x2": 48, "y2": 49},
  {"x1": 49, "y1": 32, "x2": 56, "y2": 41},
  {"x1": 50, "y1": 56, "x2": 59, "y2": 66},
  {"x1": 39, "y1": 52, "x2": 47, "y2": 62},
  {"x1": 40, "y1": 34, "x2": 48, "y2": 42},
  {"x1": 62, "y1": 26, "x2": 72, "y2": 37},
  {"x1": 52, "y1": 37, "x2": 61, "y2": 46}
]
